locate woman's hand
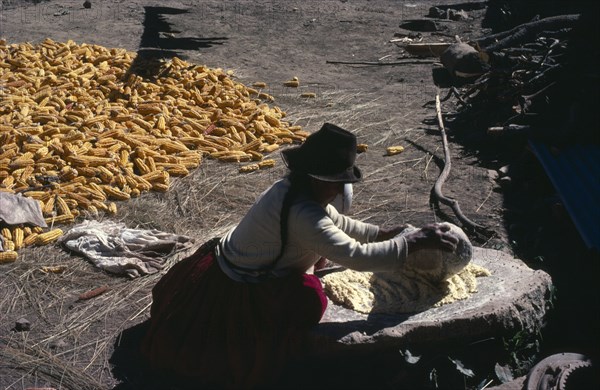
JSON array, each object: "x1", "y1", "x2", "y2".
[
  {"x1": 376, "y1": 224, "x2": 410, "y2": 241},
  {"x1": 404, "y1": 223, "x2": 459, "y2": 253}
]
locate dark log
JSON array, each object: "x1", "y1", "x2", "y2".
[
  {"x1": 487, "y1": 124, "x2": 531, "y2": 136},
  {"x1": 476, "y1": 14, "x2": 580, "y2": 53},
  {"x1": 518, "y1": 81, "x2": 558, "y2": 113}
]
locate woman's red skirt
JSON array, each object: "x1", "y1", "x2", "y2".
[{"x1": 140, "y1": 240, "x2": 327, "y2": 388}]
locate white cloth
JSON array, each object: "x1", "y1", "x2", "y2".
[
  {"x1": 59, "y1": 220, "x2": 193, "y2": 278},
  {"x1": 0, "y1": 192, "x2": 47, "y2": 228},
  {"x1": 217, "y1": 178, "x2": 408, "y2": 282},
  {"x1": 331, "y1": 183, "x2": 353, "y2": 214}
]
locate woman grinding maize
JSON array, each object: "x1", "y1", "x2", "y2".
[{"x1": 141, "y1": 123, "x2": 459, "y2": 387}]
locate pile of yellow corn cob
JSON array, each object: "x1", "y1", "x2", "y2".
[{"x1": 0, "y1": 38, "x2": 309, "y2": 262}]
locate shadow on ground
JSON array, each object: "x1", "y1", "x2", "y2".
[{"x1": 127, "y1": 6, "x2": 227, "y2": 79}]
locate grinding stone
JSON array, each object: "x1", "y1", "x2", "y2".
[{"x1": 313, "y1": 247, "x2": 553, "y2": 350}]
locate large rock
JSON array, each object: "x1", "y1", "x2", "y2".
[
  {"x1": 312, "y1": 247, "x2": 553, "y2": 351},
  {"x1": 401, "y1": 222, "x2": 473, "y2": 283}
]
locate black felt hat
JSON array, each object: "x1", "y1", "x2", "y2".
[{"x1": 281, "y1": 123, "x2": 362, "y2": 183}]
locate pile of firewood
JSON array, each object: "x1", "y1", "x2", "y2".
[{"x1": 439, "y1": 9, "x2": 598, "y2": 148}]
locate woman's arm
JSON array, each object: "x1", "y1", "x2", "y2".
[{"x1": 375, "y1": 225, "x2": 410, "y2": 241}]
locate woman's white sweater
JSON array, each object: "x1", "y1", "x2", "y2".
[{"x1": 217, "y1": 179, "x2": 408, "y2": 282}]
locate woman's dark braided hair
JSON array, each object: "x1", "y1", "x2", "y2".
[{"x1": 267, "y1": 171, "x2": 310, "y2": 270}]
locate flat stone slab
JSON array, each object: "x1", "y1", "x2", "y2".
[{"x1": 312, "y1": 247, "x2": 553, "y2": 350}]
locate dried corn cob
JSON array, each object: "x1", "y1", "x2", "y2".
[
  {"x1": 102, "y1": 185, "x2": 131, "y2": 201},
  {"x1": 3, "y1": 240, "x2": 15, "y2": 251},
  {"x1": 0, "y1": 251, "x2": 18, "y2": 263},
  {"x1": 240, "y1": 164, "x2": 260, "y2": 173},
  {"x1": 357, "y1": 144, "x2": 369, "y2": 153},
  {"x1": 107, "y1": 202, "x2": 118, "y2": 215},
  {"x1": 1, "y1": 228, "x2": 12, "y2": 241},
  {"x1": 283, "y1": 77, "x2": 299, "y2": 87},
  {"x1": 13, "y1": 227, "x2": 24, "y2": 250},
  {"x1": 386, "y1": 146, "x2": 405, "y2": 156},
  {"x1": 257, "y1": 159, "x2": 276, "y2": 168},
  {"x1": 35, "y1": 229, "x2": 63, "y2": 245},
  {"x1": 23, "y1": 233, "x2": 39, "y2": 247},
  {"x1": 45, "y1": 214, "x2": 75, "y2": 224}
]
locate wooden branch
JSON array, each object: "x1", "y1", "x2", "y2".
[
  {"x1": 431, "y1": 93, "x2": 486, "y2": 232},
  {"x1": 423, "y1": 87, "x2": 468, "y2": 107},
  {"x1": 518, "y1": 81, "x2": 558, "y2": 113},
  {"x1": 476, "y1": 14, "x2": 580, "y2": 52},
  {"x1": 487, "y1": 124, "x2": 531, "y2": 136},
  {"x1": 326, "y1": 59, "x2": 436, "y2": 66},
  {"x1": 527, "y1": 64, "x2": 561, "y2": 85}
]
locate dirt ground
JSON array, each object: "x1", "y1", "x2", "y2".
[{"x1": 1, "y1": 0, "x2": 598, "y2": 389}]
